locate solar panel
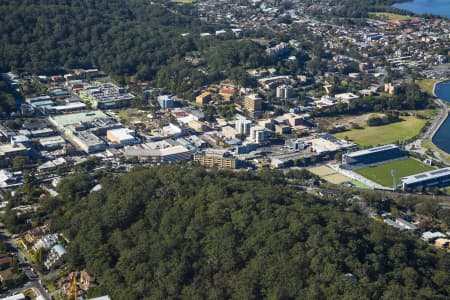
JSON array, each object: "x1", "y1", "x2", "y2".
[
  {"x1": 430, "y1": 169, "x2": 450, "y2": 176},
  {"x1": 414, "y1": 174, "x2": 428, "y2": 179}
]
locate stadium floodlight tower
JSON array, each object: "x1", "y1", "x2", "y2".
[{"x1": 390, "y1": 169, "x2": 397, "y2": 190}]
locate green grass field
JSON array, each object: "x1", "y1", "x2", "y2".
[
  {"x1": 355, "y1": 158, "x2": 434, "y2": 187},
  {"x1": 351, "y1": 180, "x2": 371, "y2": 189},
  {"x1": 416, "y1": 79, "x2": 438, "y2": 96},
  {"x1": 335, "y1": 116, "x2": 428, "y2": 147},
  {"x1": 369, "y1": 12, "x2": 416, "y2": 20}
]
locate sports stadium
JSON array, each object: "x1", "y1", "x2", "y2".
[
  {"x1": 340, "y1": 144, "x2": 440, "y2": 189},
  {"x1": 341, "y1": 144, "x2": 407, "y2": 170}
]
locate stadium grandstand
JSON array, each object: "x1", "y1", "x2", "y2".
[
  {"x1": 341, "y1": 144, "x2": 407, "y2": 170},
  {"x1": 401, "y1": 167, "x2": 450, "y2": 190}
]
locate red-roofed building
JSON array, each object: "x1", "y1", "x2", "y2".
[{"x1": 219, "y1": 88, "x2": 235, "y2": 102}]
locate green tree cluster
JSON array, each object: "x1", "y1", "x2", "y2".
[
  {"x1": 314, "y1": 82, "x2": 431, "y2": 117},
  {"x1": 0, "y1": 80, "x2": 17, "y2": 115},
  {"x1": 0, "y1": 1, "x2": 207, "y2": 80},
  {"x1": 41, "y1": 165, "x2": 450, "y2": 299}
]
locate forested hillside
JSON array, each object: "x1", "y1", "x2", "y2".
[
  {"x1": 0, "y1": 1, "x2": 204, "y2": 78},
  {"x1": 41, "y1": 166, "x2": 450, "y2": 299},
  {"x1": 0, "y1": 0, "x2": 275, "y2": 97}
]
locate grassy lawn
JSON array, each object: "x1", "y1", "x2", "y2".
[
  {"x1": 421, "y1": 139, "x2": 450, "y2": 161},
  {"x1": 355, "y1": 158, "x2": 434, "y2": 187},
  {"x1": 416, "y1": 79, "x2": 438, "y2": 96},
  {"x1": 24, "y1": 288, "x2": 37, "y2": 299},
  {"x1": 43, "y1": 280, "x2": 57, "y2": 293},
  {"x1": 351, "y1": 180, "x2": 371, "y2": 189},
  {"x1": 335, "y1": 116, "x2": 428, "y2": 147},
  {"x1": 369, "y1": 12, "x2": 416, "y2": 20},
  {"x1": 117, "y1": 108, "x2": 147, "y2": 123},
  {"x1": 406, "y1": 109, "x2": 437, "y2": 118}
]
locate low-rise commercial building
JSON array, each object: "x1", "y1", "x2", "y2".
[
  {"x1": 82, "y1": 83, "x2": 134, "y2": 109},
  {"x1": 106, "y1": 128, "x2": 140, "y2": 146},
  {"x1": 188, "y1": 120, "x2": 206, "y2": 132},
  {"x1": 196, "y1": 92, "x2": 212, "y2": 105},
  {"x1": 0, "y1": 142, "x2": 29, "y2": 167},
  {"x1": 124, "y1": 141, "x2": 191, "y2": 163},
  {"x1": 194, "y1": 150, "x2": 241, "y2": 169},
  {"x1": 39, "y1": 136, "x2": 66, "y2": 150},
  {"x1": 222, "y1": 126, "x2": 239, "y2": 139},
  {"x1": 68, "y1": 129, "x2": 106, "y2": 153},
  {"x1": 50, "y1": 110, "x2": 120, "y2": 153}
]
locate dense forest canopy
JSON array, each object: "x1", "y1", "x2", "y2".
[
  {"x1": 0, "y1": 1, "x2": 211, "y2": 78},
  {"x1": 39, "y1": 165, "x2": 450, "y2": 299},
  {"x1": 0, "y1": 0, "x2": 277, "y2": 97}
]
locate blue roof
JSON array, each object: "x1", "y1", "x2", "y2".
[
  {"x1": 228, "y1": 138, "x2": 242, "y2": 145},
  {"x1": 53, "y1": 244, "x2": 66, "y2": 256},
  {"x1": 49, "y1": 89, "x2": 70, "y2": 96},
  {"x1": 32, "y1": 100, "x2": 55, "y2": 107}
]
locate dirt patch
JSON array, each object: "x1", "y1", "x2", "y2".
[{"x1": 308, "y1": 165, "x2": 336, "y2": 177}]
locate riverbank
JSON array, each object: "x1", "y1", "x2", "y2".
[
  {"x1": 393, "y1": 0, "x2": 450, "y2": 19},
  {"x1": 422, "y1": 80, "x2": 450, "y2": 161}
]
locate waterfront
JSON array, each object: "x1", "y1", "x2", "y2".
[
  {"x1": 393, "y1": 0, "x2": 450, "y2": 18},
  {"x1": 432, "y1": 81, "x2": 450, "y2": 153}
]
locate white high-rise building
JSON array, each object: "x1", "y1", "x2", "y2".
[
  {"x1": 235, "y1": 119, "x2": 252, "y2": 135},
  {"x1": 250, "y1": 126, "x2": 267, "y2": 144},
  {"x1": 276, "y1": 85, "x2": 293, "y2": 99}
]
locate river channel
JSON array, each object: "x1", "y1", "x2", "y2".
[{"x1": 431, "y1": 81, "x2": 450, "y2": 153}]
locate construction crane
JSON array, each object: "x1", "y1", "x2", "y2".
[{"x1": 70, "y1": 273, "x2": 77, "y2": 300}]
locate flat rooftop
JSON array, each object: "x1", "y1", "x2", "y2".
[
  {"x1": 401, "y1": 167, "x2": 450, "y2": 185},
  {"x1": 0, "y1": 143, "x2": 27, "y2": 154},
  {"x1": 50, "y1": 110, "x2": 108, "y2": 127},
  {"x1": 346, "y1": 144, "x2": 399, "y2": 158},
  {"x1": 107, "y1": 128, "x2": 135, "y2": 141}
]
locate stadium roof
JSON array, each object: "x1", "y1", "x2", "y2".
[
  {"x1": 401, "y1": 167, "x2": 450, "y2": 185},
  {"x1": 345, "y1": 144, "x2": 399, "y2": 158}
]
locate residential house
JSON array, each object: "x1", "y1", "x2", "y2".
[
  {"x1": 24, "y1": 227, "x2": 45, "y2": 244},
  {"x1": 44, "y1": 244, "x2": 66, "y2": 270}
]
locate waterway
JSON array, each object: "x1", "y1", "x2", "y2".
[
  {"x1": 432, "y1": 81, "x2": 450, "y2": 153},
  {"x1": 393, "y1": 0, "x2": 450, "y2": 18}
]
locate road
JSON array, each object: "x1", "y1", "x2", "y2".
[
  {"x1": 406, "y1": 97, "x2": 448, "y2": 160},
  {"x1": 0, "y1": 226, "x2": 51, "y2": 300}
]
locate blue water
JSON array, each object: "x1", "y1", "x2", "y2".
[
  {"x1": 393, "y1": 0, "x2": 450, "y2": 18},
  {"x1": 432, "y1": 81, "x2": 450, "y2": 153}
]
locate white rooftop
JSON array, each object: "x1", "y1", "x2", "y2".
[
  {"x1": 0, "y1": 294, "x2": 26, "y2": 300},
  {"x1": 401, "y1": 167, "x2": 450, "y2": 185},
  {"x1": 107, "y1": 128, "x2": 135, "y2": 141},
  {"x1": 346, "y1": 144, "x2": 398, "y2": 158}
]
